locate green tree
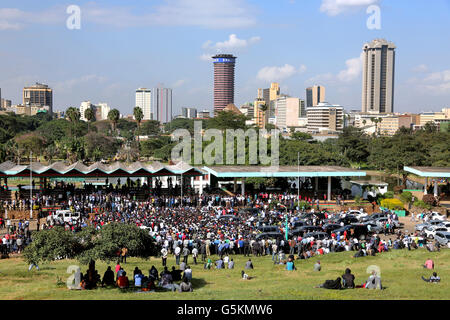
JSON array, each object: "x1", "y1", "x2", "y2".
[
  {"x1": 133, "y1": 106, "x2": 144, "y2": 143},
  {"x1": 206, "y1": 110, "x2": 248, "y2": 130},
  {"x1": 84, "y1": 108, "x2": 96, "y2": 132},
  {"x1": 107, "y1": 109, "x2": 120, "y2": 133}
]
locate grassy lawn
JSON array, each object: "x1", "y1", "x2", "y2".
[{"x1": 0, "y1": 249, "x2": 448, "y2": 300}]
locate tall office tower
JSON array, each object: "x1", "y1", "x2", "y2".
[
  {"x1": 182, "y1": 107, "x2": 197, "y2": 119},
  {"x1": 23, "y1": 83, "x2": 53, "y2": 114},
  {"x1": 306, "y1": 85, "x2": 325, "y2": 108},
  {"x1": 135, "y1": 88, "x2": 152, "y2": 120},
  {"x1": 151, "y1": 87, "x2": 172, "y2": 123},
  {"x1": 213, "y1": 54, "x2": 236, "y2": 115},
  {"x1": 362, "y1": 39, "x2": 396, "y2": 114}
]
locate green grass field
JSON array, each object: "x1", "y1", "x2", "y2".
[{"x1": 0, "y1": 249, "x2": 448, "y2": 300}]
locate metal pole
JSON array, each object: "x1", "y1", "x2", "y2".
[{"x1": 30, "y1": 151, "x2": 33, "y2": 219}]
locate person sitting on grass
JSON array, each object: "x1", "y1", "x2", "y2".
[
  {"x1": 314, "y1": 261, "x2": 321, "y2": 272},
  {"x1": 342, "y1": 268, "x2": 355, "y2": 289},
  {"x1": 241, "y1": 270, "x2": 249, "y2": 280},
  {"x1": 178, "y1": 276, "x2": 193, "y2": 292},
  {"x1": 315, "y1": 277, "x2": 342, "y2": 290},
  {"x1": 117, "y1": 271, "x2": 129, "y2": 289},
  {"x1": 245, "y1": 259, "x2": 254, "y2": 270},
  {"x1": 228, "y1": 258, "x2": 235, "y2": 269},
  {"x1": 159, "y1": 269, "x2": 179, "y2": 292},
  {"x1": 216, "y1": 258, "x2": 224, "y2": 269},
  {"x1": 204, "y1": 258, "x2": 213, "y2": 270},
  {"x1": 423, "y1": 258, "x2": 434, "y2": 270},
  {"x1": 149, "y1": 266, "x2": 159, "y2": 282},
  {"x1": 102, "y1": 266, "x2": 115, "y2": 287},
  {"x1": 134, "y1": 270, "x2": 144, "y2": 288},
  {"x1": 286, "y1": 257, "x2": 297, "y2": 271},
  {"x1": 422, "y1": 272, "x2": 440, "y2": 283},
  {"x1": 171, "y1": 266, "x2": 183, "y2": 281},
  {"x1": 364, "y1": 270, "x2": 382, "y2": 290}
]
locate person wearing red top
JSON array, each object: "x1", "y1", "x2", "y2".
[{"x1": 117, "y1": 271, "x2": 129, "y2": 289}]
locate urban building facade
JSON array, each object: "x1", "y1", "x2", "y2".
[
  {"x1": 182, "y1": 107, "x2": 197, "y2": 119},
  {"x1": 306, "y1": 85, "x2": 325, "y2": 108},
  {"x1": 275, "y1": 96, "x2": 304, "y2": 130},
  {"x1": 198, "y1": 110, "x2": 210, "y2": 119},
  {"x1": 307, "y1": 102, "x2": 344, "y2": 133},
  {"x1": 213, "y1": 54, "x2": 236, "y2": 115},
  {"x1": 135, "y1": 88, "x2": 152, "y2": 120},
  {"x1": 23, "y1": 83, "x2": 53, "y2": 114},
  {"x1": 362, "y1": 39, "x2": 396, "y2": 114},
  {"x1": 151, "y1": 87, "x2": 172, "y2": 124}
]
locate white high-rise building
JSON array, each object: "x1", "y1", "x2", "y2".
[
  {"x1": 362, "y1": 39, "x2": 396, "y2": 114},
  {"x1": 135, "y1": 88, "x2": 152, "y2": 120},
  {"x1": 80, "y1": 101, "x2": 93, "y2": 121},
  {"x1": 80, "y1": 101, "x2": 110, "y2": 121}
]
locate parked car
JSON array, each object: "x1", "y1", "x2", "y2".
[
  {"x1": 322, "y1": 223, "x2": 342, "y2": 234},
  {"x1": 423, "y1": 226, "x2": 449, "y2": 239},
  {"x1": 257, "y1": 225, "x2": 279, "y2": 233},
  {"x1": 374, "y1": 217, "x2": 400, "y2": 228},
  {"x1": 303, "y1": 232, "x2": 329, "y2": 241},
  {"x1": 348, "y1": 210, "x2": 368, "y2": 220},
  {"x1": 430, "y1": 212, "x2": 447, "y2": 221},
  {"x1": 415, "y1": 220, "x2": 445, "y2": 232},
  {"x1": 366, "y1": 213, "x2": 387, "y2": 221},
  {"x1": 291, "y1": 220, "x2": 307, "y2": 229},
  {"x1": 360, "y1": 222, "x2": 384, "y2": 234},
  {"x1": 434, "y1": 231, "x2": 450, "y2": 248},
  {"x1": 255, "y1": 232, "x2": 284, "y2": 241},
  {"x1": 289, "y1": 226, "x2": 323, "y2": 237}
]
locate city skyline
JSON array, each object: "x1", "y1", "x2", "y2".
[{"x1": 0, "y1": 0, "x2": 449, "y2": 116}]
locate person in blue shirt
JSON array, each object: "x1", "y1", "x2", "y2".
[
  {"x1": 134, "y1": 271, "x2": 144, "y2": 288},
  {"x1": 286, "y1": 257, "x2": 296, "y2": 271}
]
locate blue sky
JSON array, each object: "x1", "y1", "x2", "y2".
[{"x1": 0, "y1": 0, "x2": 449, "y2": 115}]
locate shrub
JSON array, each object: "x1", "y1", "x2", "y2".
[
  {"x1": 414, "y1": 199, "x2": 432, "y2": 210},
  {"x1": 400, "y1": 191, "x2": 413, "y2": 204},
  {"x1": 383, "y1": 191, "x2": 395, "y2": 199},
  {"x1": 295, "y1": 201, "x2": 311, "y2": 210},
  {"x1": 354, "y1": 195, "x2": 362, "y2": 205},
  {"x1": 381, "y1": 198, "x2": 404, "y2": 210},
  {"x1": 422, "y1": 194, "x2": 437, "y2": 207}
]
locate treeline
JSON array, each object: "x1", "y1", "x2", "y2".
[{"x1": 0, "y1": 111, "x2": 448, "y2": 182}]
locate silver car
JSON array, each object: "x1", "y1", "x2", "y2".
[
  {"x1": 434, "y1": 231, "x2": 450, "y2": 248},
  {"x1": 415, "y1": 220, "x2": 444, "y2": 232}
]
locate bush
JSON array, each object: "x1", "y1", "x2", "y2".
[
  {"x1": 295, "y1": 201, "x2": 311, "y2": 210},
  {"x1": 381, "y1": 198, "x2": 404, "y2": 210},
  {"x1": 400, "y1": 191, "x2": 413, "y2": 204},
  {"x1": 414, "y1": 199, "x2": 432, "y2": 210},
  {"x1": 354, "y1": 195, "x2": 362, "y2": 205},
  {"x1": 422, "y1": 194, "x2": 437, "y2": 207},
  {"x1": 383, "y1": 191, "x2": 395, "y2": 199}
]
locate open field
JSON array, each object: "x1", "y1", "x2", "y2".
[{"x1": 0, "y1": 249, "x2": 448, "y2": 300}]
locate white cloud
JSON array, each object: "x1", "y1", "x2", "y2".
[
  {"x1": 83, "y1": 0, "x2": 256, "y2": 29},
  {"x1": 0, "y1": 0, "x2": 256, "y2": 31},
  {"x1": 257, "y1": 64, "x2": 306, "y2": 82},
  {"x1": 320, "y1": 0, "x2": 380, "y2": 16},
  {"x1": 199, "y1": 53, "x2": 213, "y2": 61},
  {"x1": 337, "y1": 54, "x2": 363, "y2": 82},
  {"x1": 203, "y1": 34, "x2": 261, "y2": 52},
  {"x1": 53, "y1": 75, "x2": 108, "y2": 92},
  {"x1": 408, "y1": 69, "x2": 450, "y2": 95},
  {"x1": 172, "y1": 79, "x2": 188, "y2": 88},
  {"x1": 412, "y1": 64, "x2": 429, "y2": 73},
  {"x1": 0, "y1": 7, "x2": 65, "y2": 30}
]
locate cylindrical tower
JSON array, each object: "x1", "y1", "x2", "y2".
[{"x1": 213, "y1": 54, "x2": 236, "y2": 115}]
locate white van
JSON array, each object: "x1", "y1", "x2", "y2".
[{"x1": 48, "y1": 210, "x2": 81, "y2": 223}]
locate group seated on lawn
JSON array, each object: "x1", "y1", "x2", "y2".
[{"x1": 79, "y1": 264, "x2": 194, "y2": 292}]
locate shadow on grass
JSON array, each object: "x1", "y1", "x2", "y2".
[{"x1": 191, "y1": 278, "x2": 207, "y2": 289}]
